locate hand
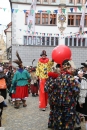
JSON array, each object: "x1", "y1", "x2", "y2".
[
  {"x1": 52, "y1": 59, "x2": 54, "y2": 62},
  {"x1": 80, "y1": 104, "x2": 83, "y2": 108}
]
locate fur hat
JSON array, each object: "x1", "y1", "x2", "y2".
[
  {"x1": 29, "y1": 67, "x2": 36, "y2": 72},
  {"x1": 13, "y1": 51, "x2": 23, "y2": 67},
  {"x1": 62, "y1": 59, "x2": 76, "y2": 69},
  {"x1": 0, "y1": 96, "x2": 4, "y2": 103},
  {"x1": 81, "y1": 60, "x2": 87, "y2": 67},
  {"x1": 40, "y1": 50, "x2": 47, "y2": 56}
]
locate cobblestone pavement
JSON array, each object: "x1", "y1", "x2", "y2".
[{"x1": 1, "y1": 94, "x2": 85, "y2": 130}]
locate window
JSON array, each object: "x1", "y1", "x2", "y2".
[
  {"x1": 78, "y1": 38, "x2": 81, "y2": 46},
  {"x1": 69, "y1": 0, "x2": 73, "y2": 3},
  {"x1": 26, "y1": 13, "x2": 57, "y2": 25},
  {"x1": 46, "y1": 37, "x2": 50, "y2": 45},
  {"x1": 69, "y1": 38, "x2": 72, "y2": 46},
  {"x1": 23, "y1": 36, "x2": 59, "y2": 46},
  {"x1": 51, "y1": 37, "x2": 54, "y2": 46},
  {"x1": 74, "y1": 38, "x2": 77, "y2": 46},
  {"x1": 85, "y1": 15, "x2": 87, "y2": 26},
  {"x1": 65, "y1": 37, "x2": 86, "y2": 47},
  {"x1": 42, "y1": 37, "x2": 45, "y2": 45},
  {"x1": 67, "y1": 14, "x2": 87, "y2": 26},
  {"x1": 24, "y1": 36, "x2": 27, "y2": 45},
  {"x1": 42, "y1": 14, "x2": 48, "y2": 24},
  {"x1": 82, "y1": 38, "x2": 85, "y2": 46},
  {"x1": 65, "y1": 38, "x2": 68, "y2": 46},
  {"x1": 32, "y1": 36, "x2": 36, "y2": 45},
  {"x1": 35, "y1": 13, "x2": 40, "y2": 24},
  {"x1": 68, "y1": 15, "x2": 74, "y2": 26},
  {"x1": 55, "y1": 37, "x2": 58, "y2": 45},
  {"x1": 28, "y1": 36, "x2": 32, "y2": 45},
  {"x1": 37, "y1": 37, "x2": 41, "y2": 44},
  {"x1": 50, "y1": 14, "x2": 56, "y2": 25},
  {"x1": 76, "y1": 15, "x2": 81, "y2": 26}
]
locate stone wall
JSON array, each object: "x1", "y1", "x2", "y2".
[{"x1": 12, "y1": 45, "x2": 87, "y2": 68}]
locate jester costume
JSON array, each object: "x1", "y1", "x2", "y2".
[
  {"x1": 36, "y1": 53, "x2": 53, "y2": 109},
  {"x1": 45, "y1": 71, "x2": 80, "y2": 130},
  {"x1": 11, "y1": 51, "x2": 31, "y2": 108}
]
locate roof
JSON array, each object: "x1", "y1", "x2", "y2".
[
  {"x1": 7, "y1": 22, "x2": 12, "y2": 27},
  {"x1": 4, "y1": 22, "x2": 12, "y2": 35}
]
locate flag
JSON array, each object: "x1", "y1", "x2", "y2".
[
  {"x1": 79, "y1": 2, "x2": 87, "y2": 35},
  {"x1": 27, "y1": 0, "x2": 37, "y2": 32}
]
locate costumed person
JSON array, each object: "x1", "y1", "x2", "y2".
[
  {"x1": 5, "y1": 66, "x2": 13, "y2": 104},
  {"x1": 0, "y1": 67, "x2": 7, "y2": 107},
  {"x1": 11, "y1": 51, "x2": 31, "y2": 109},
  {"x1": 9, "y1": 67, "x2": 17, "y2": 105},
  {"x1": 76, "y1": 60, "x2": 87, "y2": 130},
  {"x1": 45, "y1": 59, "x2": 80, "y2": 130},
  {"x1": 30, "y1": 67, "x2": 38, "y2": 97},
  {"x1": 0, "y1": 96, "x2": 4, "y2": 127},
  {"x1": 44, "y1": 62, "x2": 61, "y2": 129},
  {"x1": 36, "y1": 50, "x2": 54, "y2": 111}
]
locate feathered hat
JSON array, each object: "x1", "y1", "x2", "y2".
[
  {"x1": 62, "y1": 59, "x2": 76, "y2": 69},
  {"x1": 13, "y1": 51, "x2": 23, "y2": 67}
]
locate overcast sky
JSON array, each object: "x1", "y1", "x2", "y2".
[{"x1": 0, "y1": 0, "x2": 11, "y2": 35}]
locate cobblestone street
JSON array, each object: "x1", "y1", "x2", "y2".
[{"x1": 1, "y1": 94, "x2": 85, "y2": 130}]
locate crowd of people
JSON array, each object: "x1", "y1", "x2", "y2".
[{"x1": 0, "y1": 50, "x2": 87, "y2": 130}]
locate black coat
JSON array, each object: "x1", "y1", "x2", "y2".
[{"x1": 0, "y1": 71, "x2": 7, "y2": 99}]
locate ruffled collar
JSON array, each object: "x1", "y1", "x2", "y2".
[
  {"x1": 48, "y1": 72, "x2": 59, "y2": 78},
  {"x1": 39, "y1": 58, "x2": 49, "y2": 63},
  {"x1": 18, "y1": 68, "x2": 24, "y2": 73},
  {"x1": 62, "y1": 71, "x2": 72, "y2": 75}
]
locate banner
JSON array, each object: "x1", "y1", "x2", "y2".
[
  {"x1": 0, "y1": 6, "x2": 85, "y2": 14},
  {"x1": 27, "y1": 0, "x2": 37, "y2": 32},
  {"x1": 79, "y1": 2, "x2": 87, "y2": 37}
]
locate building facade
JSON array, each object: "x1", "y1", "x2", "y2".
[
  {"x1": 4, "y1": 22, "x2": 12, "y2": 61},
  {"x1": 0, "y1": 34, "x2": 8, "y2": 63},
  {"x1": 10, "y1": 0, "x2": 87, "y2": 67},
  {"x1": 4, "y1": 22, "x2": 12, "y2": 49}
]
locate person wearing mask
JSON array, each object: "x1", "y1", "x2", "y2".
[
  {"x1": 0, "y1": 67, "x2": 7, "y2": 107},
  {"x1": 11, "y1": 51, "x2": 31, "y2": 109},
  {"x1": 45, "y1": 59, "x2": 80, "y2": 130},
  {"x1": 44, "y1": 62, "x2": 61, "y2": 128}
]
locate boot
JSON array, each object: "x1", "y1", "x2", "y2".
[
  {"x1": 12, "y1": 101, "x2": 16, "y2": 106},
  {"x1": 22, "y1": 100, "x2": 27, "y2": 107},
  {"x1": 14, "y1": 100, "x2": 20, "y2": 109}
]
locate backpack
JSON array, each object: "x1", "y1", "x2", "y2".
[{"x1": 0, "y1": 78, "x2": 7, "y2": 89}]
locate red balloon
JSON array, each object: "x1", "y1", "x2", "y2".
[{"x1": 52, "y1": 45, "x2": 71, "y2": 64}]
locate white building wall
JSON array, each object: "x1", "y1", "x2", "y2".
[
  {"x1": 12, "y1": 3, "x2": 87, "y2": 46},
  {"x1": 6, "y1": 30, "x2": 11, "y2": 48}
]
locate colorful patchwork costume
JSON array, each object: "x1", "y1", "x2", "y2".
[{"x1": 45, "y1": 70, "x2": 80, "y2": 130}]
